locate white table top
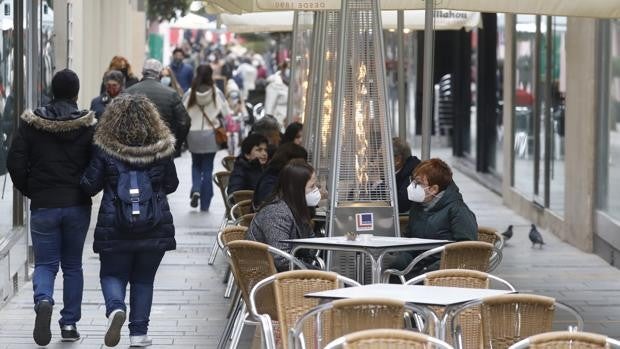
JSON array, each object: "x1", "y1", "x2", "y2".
[
  {"x1": 306, "y1": 284, "x2": 514, "y2": 306},
  {"x1": 283, "y1": 236, "x2": 450, "y2": 249}
]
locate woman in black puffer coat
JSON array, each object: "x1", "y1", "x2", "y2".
[{"x1": 80, "y1": 94, "x2": 178, "y2": 347}]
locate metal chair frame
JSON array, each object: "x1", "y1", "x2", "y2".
[
  {"x1": 449, "y1": 295, "x2": 585, "y2": 349},
  {"x1": 249, "y1": 271, "x2": 361, "y2": 349},
  {"x1": 509, "y1": 331, "x2": 620, "y2": 349},
  {"x1": 222, "y1": 155, "x2": 236, "y2": 172},
  {"x1": 289, "y1": 298, "x2": 440, "y2": 349},
  {"x1": 323, "y1": 329, "x2": 455, "y2": 349},
  {"x1": 218, "y1": 243, "x2": 308, "y2": 349},
  {"x1": 230, "y1": 199, "x2": 253, "y2": 222},
  {"x1": 382, "y1": 242, "x2": 502, "y2": 284},
  {"x1": 209, "y1": 171, "x2": 233, "y2": 265}
]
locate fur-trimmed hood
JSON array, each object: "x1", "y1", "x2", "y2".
[
  {"x1": 21, "y1": 99, "x2": 96, "y2": 138},
  {"x1": 94, "y1": 94, "x2": 176, "y2": 165}
]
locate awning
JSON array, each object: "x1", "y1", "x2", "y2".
[
  {"x1": 206, "y1": 0, "x2": 620, "y2": 18},
  {"x1": 220, "y1": 10, "x2": 481, "y2": 33},
  {"x1": 169, "y1": 13, "x2": 218, "y2": 30}
]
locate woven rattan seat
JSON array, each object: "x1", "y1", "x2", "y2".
[
  {"x1": 324, "y1": 329, "x2": 454, "y2": 349},
  {"x1": 209, "y1": 171, "x2": 233, "y2": 265},
  {"x1": 510, "y1": 331, "x2": 620, "y2": 349},
  {"x1": 222, "y1": 155, "x2": 236, "y2": 172},
  {"x1": 230, "y1": 190, "x2": 254, "y2": 205},
  {"x1": 237, "y1": 213, "x2": 255, "y2": 228},
  {"x1": 230, "y1": 199, "x2": 253, "y2": 221}
]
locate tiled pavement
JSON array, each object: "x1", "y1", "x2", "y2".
[{"x1": 0, "y1": 149, "x2": 619, "y2": 348}]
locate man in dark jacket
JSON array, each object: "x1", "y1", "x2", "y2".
[
  {"x1": 169, "y1": 48, "x2": 194, "y2": 92},
  {"x1": 227, "y1": 133, "x2": 268, "y2": 197},
  {"x1": 393, "y1": 137, "x2": 421, "y2": 213},
  {"x1": 90, "y1": 70, "x2": 124, "y2": 119},
  {"x1": 7, "y1": 69, "x2": 96, "y2": 345},
  {"x1": 125, "y1": 59, "x2": 190, "y2": 157}
]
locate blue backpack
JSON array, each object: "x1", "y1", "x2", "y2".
[{"x1": 114, "y1": 162, "x2": 163, "y2": 234}]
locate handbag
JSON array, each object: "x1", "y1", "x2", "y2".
[{"x1": 200, "y1": 107, "x2": 228, "y2": 149}]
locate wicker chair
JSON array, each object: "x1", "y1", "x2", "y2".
[
  {"x1": 383, "y1": 241, "x2": 499, "y2": 284},
  {"x1": 249, "y1": 270, "x2": 361, "y2": 349},
  {"x1": 218, "y1": 226, "x2": 249, "y2": 298},
  {"x1": 478, "y1": 227, "x2": 504, "y2": 271},
  {"x1": 230, "y1": 199, "x2": 254, "y2": 222},
  {"x1": 208, "y1": 171, "x2": 232, "y2": 265},
  {"x1": 406, "y1": 269, "x2": 515, "y2": 349},
  {"x1": 222, "y1": 155, "x2": 236, "y2": 172},
  {"x1": 237, "y1": 213, "x2": 255, "y2": 228},
  {"x1": 289, "y1": 298, "x2": 440, "y2": 349},
  {"x1": 218, "y1": 240, "x2": 308, "y2": 349},
  {"x1": 450, "y1": 294, "x2": 585, "y2": 349},
  {"x1": 509, "y1": 331, "x2": 620, "y2": 349},
  {"x1": 229, "y1": 189, "x2": 254, "y2": 205},
  {"x1": 324, "y1": 329, "x2": 455, "y2": 349}
]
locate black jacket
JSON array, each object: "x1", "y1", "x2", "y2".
[
  {"x1": 227, "y1": 156, "x2": 263, "y2": 196},
  {"x1": 252, "y1": 166, "x2": 279, "y2": 208},
  {"x1": 125, "y1": 79, "x2": 190, "y2": 156},
  {"x1": 7, "y1": 99, "x2": 96, "y2": 209},
  {"x1": 396, "y1": 155, "x2": 422, "y2": 213},
  {"x1": 80, "y1": 97, "x2": 179, "y2": 254}
]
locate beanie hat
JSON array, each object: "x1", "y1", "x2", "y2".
[{"x1": 51, "y1": 69, "x2": 80, "y2": 100}]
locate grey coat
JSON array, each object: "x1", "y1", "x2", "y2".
[{"x1": 247, "y1": 200, "x2": 314, "y2": 271}]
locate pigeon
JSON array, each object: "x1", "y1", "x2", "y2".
[
  {"x1": 502, "y1": 225, "x2": 513, "y2": 241},
  {"x1": 528, "y1": 224, "x2": 544, "y2": 248}
]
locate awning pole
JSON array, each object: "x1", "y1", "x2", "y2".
[
  {"x1": 397, "y1": 10, "x2": 406, "y2": 140},
  {"x1": 421, "y1": 0, "x2": 435, "y2": 160}
]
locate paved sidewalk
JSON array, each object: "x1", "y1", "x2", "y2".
[{"x1": 0, "y1": 149, "x2": 619, "y2": 348}]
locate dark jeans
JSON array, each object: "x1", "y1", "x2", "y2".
[
  {"x1": 30, "y1": 206, "x2": 91, "y2": 326},
  {"x1": 191, "y1": 152, "x2": 215, "y2": 210},
  {"x1": 99, "y1": 251, "x2": 165, "y2": 336}
]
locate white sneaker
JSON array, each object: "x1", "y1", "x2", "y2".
[
  {"x1": 104, "y1": 309, "x2": 126, "y2": 347},
  {"x1": 130, "y1": 335, "x2": 153, "y2": 347}
]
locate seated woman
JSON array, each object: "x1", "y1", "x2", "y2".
[
  {"x1": 247, "y1": 159, "x2": 321, "y2": 271},
  {"x1": 281, "y1": 122, "x2": 303, "y2": 145},
  {"x1": 252, "y1": 142, "x2": 308, "y2": 208},
  {"x1": 394, "y1": 158, "x2": 477, "y2": 277},
  {"x1": 227, "y1": 133, "x2": 268, "y2": 196}
]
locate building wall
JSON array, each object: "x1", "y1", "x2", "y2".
[
  {"x1": 502, "y1": 16, "x2": 598, "y2": 252},
  {"x1": 54, "y1": 0, "x2": 146, "y2": 109}
]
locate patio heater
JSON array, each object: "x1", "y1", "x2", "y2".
[
  {"x1": 326, "y1": 0, "x2": 399, "y2": 278},
  {"x1": 303, "y1": 10, "x2": 340, "y2": 189},
  {"x1": 285, "y1": 11, "x2": 314, "y2": 124}
]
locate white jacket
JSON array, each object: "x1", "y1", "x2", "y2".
[
  {"x1": 264, "y1": 72, "x2": 288, "y2": 127},
  {"x1": 182, "y1": 87, "x2": 230, "y2": 153}
]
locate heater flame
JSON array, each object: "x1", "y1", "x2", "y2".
[{"x1": 355, "y1": 63, "x2": 369, "y2": 199}]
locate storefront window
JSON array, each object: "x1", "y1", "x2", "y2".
[
  {"x1": 491, "y1": 14, "x2": 505, "y2": 176},
  {"x1": 0, "y1": 0, "x2": 15, "y2": 235},
  {"x1": 598, "y1": 20, "x2": 620, "y2": 220}
]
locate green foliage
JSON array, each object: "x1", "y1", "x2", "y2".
[{"x1": 147, "y1": 0, "x2": 192, "y2": 22}]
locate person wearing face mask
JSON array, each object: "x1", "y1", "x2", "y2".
[
  {"x1": 90, "y1": 70, "x2": 125, "y2": 119},
  {"x1": 160, "y1": 67, "x2": 183, "y2": 97},
  {"x1": 393, "y1": 137, "x2": 421, "y2": 213},
  {"x1": 391, "y1": 158, "x2": 477, "y2": 279},
  {"x1": 247, "y1": 159, "x2": 320, "y2": 271},
  {"x1": 227, "y1": 133, "x2": 269, "y2": 197},
  {"x1": 169, "y1": 48, "x2": 194, "y2": 92},
  {"x1": 99, "y1": 56, "x2": 139, "y2": 94}
]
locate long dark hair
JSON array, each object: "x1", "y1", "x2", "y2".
[
  {"x1": 266, "y1": 142, "x2": 308, "y2": 172},
  {"x1": 187, "y1": 64, "x2": 216, "y2": 108},
  {"x1": 276, "y1": 159, "x2": 314, "y2": 228},
  {"x1": 281, "y1": 122, "x2": 303, "y2": 144}
]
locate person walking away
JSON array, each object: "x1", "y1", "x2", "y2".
[
  {"x1": 170, "y1": 48, "x2": 194, "y2": 92},
  {"x1": 264, "y1": 61, "x2": 289, "y2": 128},
  {"x1": 7, "y1": 69, "x2": 96, "y2": 345},
  {"x1": 183, "y1": 64, "x2": 231, "y2": 211},
  {"x1": 125, "y1": 59, "x2": 190, "y2": 158},
  {"x1": 91, "y1": 70, "x2": 125, "y2": 119},
  {"x1": 80, "y1": 95, "x2": 179, "y2": 347}
]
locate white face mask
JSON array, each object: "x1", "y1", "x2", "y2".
[
  {"x1": 305, "y1": 188, "x2": 321, "y2": 207},
  {"x1": 407, "y1": 182, "x2": 427, "y2": 202},
  {"x1": 160, "y1": 76, "x2": 172, "y2": 87}
]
